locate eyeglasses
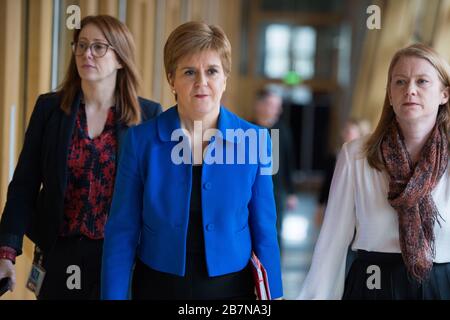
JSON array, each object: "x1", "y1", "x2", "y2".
[{"x1": 71, "y1": 41, "x2": 115, "y2": 58}]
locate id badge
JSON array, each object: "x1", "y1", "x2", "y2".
[
  {"x1": 26, "y1": 264, "x2": 46, "y2": 296},
  {"x1": 26, "y1": 247, "x2": 46, "y2": 296}
]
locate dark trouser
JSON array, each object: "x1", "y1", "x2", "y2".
[
  {"x1": 37, "y1": 236, "x2": 103, "y2": 300},
  {"x1": 343, "y1": 250, "x2": 450, "y2": 300}
]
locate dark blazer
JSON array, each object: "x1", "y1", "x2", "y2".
[{"x1": 0, "y1": 91, "x2": 162, "y2": 255}]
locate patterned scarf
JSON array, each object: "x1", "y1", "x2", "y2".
[{"x1": 381, "y1": 120, "x2": 448, "y2": 282}]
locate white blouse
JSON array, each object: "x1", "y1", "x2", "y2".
[{"x1": 297, "y1": 136, "x2": 450, "y2": 300}]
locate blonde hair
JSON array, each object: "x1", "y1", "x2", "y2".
[
  {"x1": 163, "y1": 21, "x2": 231, "y2": 94},
  {"x1": 365, "y1": 43, "x2": 450, "y2": 170}
]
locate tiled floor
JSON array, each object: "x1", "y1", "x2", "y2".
[{"x1": 279, "y1": 191, "x2": 320, "y2": 299}]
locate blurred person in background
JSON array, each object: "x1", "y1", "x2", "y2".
[
  {"x1": 315, "y1": 118, "x2": 371, "y2": 227},
  {"x1": 252, "y1": 88, "x2": 298, "y2": 254}
]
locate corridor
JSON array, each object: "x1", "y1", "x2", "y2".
[{"x1": 280, "y1": 191, "x2": 319, "y2": 299}]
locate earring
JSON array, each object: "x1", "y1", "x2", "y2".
[{"x1": 171, "y1": 89, "x2": 176, "y2": 94}]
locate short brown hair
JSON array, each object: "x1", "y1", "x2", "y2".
[
  {"x1": 163, "y1": 21, "x2": 232, "y2": 86},
  {"x1": 365, "y1": 43, "x2": 450, "y2": 170},
  {"x1": 58, "y1": 15, "x2": 142, "y2": 126}
]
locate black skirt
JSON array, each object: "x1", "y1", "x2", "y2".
[
  {"x1": 132, "y1": 256, "x2": 255, "y2": 300},
  {"x1": 343, "y1": 250, "x2": 450, "y2": 300}
]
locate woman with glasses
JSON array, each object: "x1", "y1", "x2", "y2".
[{"x1": 0, "y1": 15, "x2": 161, "y2": 299}]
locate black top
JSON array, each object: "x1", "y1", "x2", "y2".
[
  {"x1": 186, "y1": 166, "x2": 204, "y2": 253},
  {"x1": 271, "y1": 119, "x2": 295, "y2": 195},
  {"x1": 132, "y1": 165, "x2": 255, "y2": 300}
]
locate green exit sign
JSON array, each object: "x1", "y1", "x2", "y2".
[{"x1": 283, "y1": 71, "x2": 302, "y2": 86}]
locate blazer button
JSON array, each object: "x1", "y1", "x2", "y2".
[
  {"x1": 206, "y1": 224, "x2": 215, "y2": 232},
  {"x1": 203, "y1": 182, "x2": 212, "y2": 190}
]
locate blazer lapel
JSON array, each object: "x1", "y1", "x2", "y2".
[
  {"x1": 116, "y1": 121, "x2": 128, "y2": 158},
  {"x1": 57, "y1": 92, "x2": 81, "y2": 194}
]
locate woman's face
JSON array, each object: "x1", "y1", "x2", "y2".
[
  {"x1": 75, "y1": 23, "x2": 122, "y2": 84},
  {"x1": 170, "y1": 49, "x2": 227, "y2": 118},
  {"x1": 389, "y1": 56, "x2": 449, "y2": 125}
]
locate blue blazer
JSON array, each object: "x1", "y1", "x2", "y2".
[{"x1": 101, "y1": 106, "x2": 283, "y2": 299}]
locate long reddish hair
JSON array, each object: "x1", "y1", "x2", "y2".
[
  {"x1": 365, "y1": 43, "x2": 450, "y2": 170},
  {"x1": 58, "y1": 15, "x2": 141, "y2": 125}
]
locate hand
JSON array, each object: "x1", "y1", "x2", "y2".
[
  {"x1": 285, "y1": 194, "x2": 298, "y2": 211},
  {"x1": 314, "y1": 205, "x2": 326, "y2": 228},
  {"x1": 0, "y1": 259, "x2": 16, "y2": 292}
]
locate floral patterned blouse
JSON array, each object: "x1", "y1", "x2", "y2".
[{"x1": 59, "y1": 104, "x2": 117, "y2": 239}]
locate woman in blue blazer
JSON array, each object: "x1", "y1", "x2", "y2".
[
  {"x1": 102, "y1": 21, "x2": 283, "y2": 300},
  {"x1": 0, "y1": 15, "x2": 161, "y2": 299}
]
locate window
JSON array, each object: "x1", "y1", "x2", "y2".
[
  {"x1": 292, "y1": 27, "x2": 316, "y2": 80},
  {"x1": 264, "y1": 24, "x2": 290, "y2": 78},
  {"x1": 263, "y1": 24, "x2": 317, "y2": 80}
]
